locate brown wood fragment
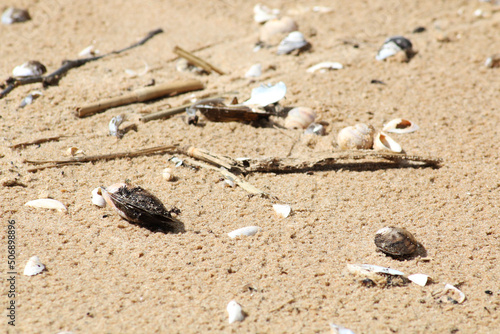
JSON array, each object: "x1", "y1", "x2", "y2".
[
  {"x1": 173, "y1": 46, "x2": 225, "y2": 75},
  {"x1": 10, "y1": 135, "x2": 65, "y2": 149}
]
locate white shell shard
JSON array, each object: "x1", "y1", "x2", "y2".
[
  {"x1": 313, "y1": 6, "x2": 333, "y2": 13},
  {"x1": 109, "y1": 115, "x2": 124, "y2": 137},
  {"x1": 304, "y1": 123, "x2": 325, "y2": 136},
  {"x1": 347, "y1": 264, "x2": 405, "y2": 276},
  {"x1": 337, "y1": 123, "x2": 375, "y2": 150},
  {"x1": 373, "y1": 131, "x2": 403, "y2": 153},
  {"x1": 67, "y1": 147, "x2": 84, "y2": 156},
  {"x1": 307, "y1": 62, "x2": 343, "y2": 73},
  {"x1": 125, "y1": 61, "x2": 149, "y2": 77},
  {"x1": 78, "y1": 45, "x2": 100, "y2": 58},
  {"x1": 382, "y1": 118, "x2": 419, "y2": 134},
  {"x1": 259, "y1": 17, "x2": 298, "y2": 44},
  {"x1": 485, "y1": 54, "x2": 500, "y2": 68},
  {"x1": 228, "y1": 226, "x2": 260, "y2": 238},
  {"x1": 19, "y1": 90, "x2": 43, "y2": 108},
  {"x1": 92, "y1": 187, "x2": 106, "y2": 207},
  {"x1": 25, "y1": 199, "x2": 68, "y2": 213},
  {"x1": 245, "y1": 63, "x2": 262, "y2": 78},
  {"x1": 2, "y1": 7, "x2": 30, "y2": 25},
  {"x1": 227, "y1": 300, "x2": 245, "y2": 324},
  {"x1": 284, "y1": 107, "x2": 316, "y2": 129},
  {"x1": 12, "y1": 61, "x2": 47, "y2": 77},
  {"x1": 442, "y1": 283, "x2": 466, "y2": 303},
  {"x1": 253, "y1": 4, "x2": 280, "y2": 23},
  {"x1": 23, "y1": 256, "x2": 45, "y2": 276},
  {"x1": 273, "y1": 204, "x2": 291, "y2": 218},
  {"x1": 408, "y1": 274, "x2": 429, "y2": 287},
  {"x1": 277, "y1": 31, "x2": 309, "y2": 55},
  {"x1": 243, "y1": 81, "x2": 286, "y2": 107},
  {"x1": 330, "y1": 323, "x2": 355, "y2": 334}
]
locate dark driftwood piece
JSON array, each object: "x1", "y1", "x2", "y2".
[{"x1": 0, "y1": 29, "x2": 164, "y2": 99}]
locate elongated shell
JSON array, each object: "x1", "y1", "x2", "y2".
[
  {"x1": 337, "y1": 123, "x2": 375, "y2": 150},
  {"x1": 284, "y1": 107, "x2": 316, "y2": 129},
  {"x1": 373, "y1": 131, "x2": 403, "y2": 153},
  {"x1": 382, "y1": 118, "x2": 419, "y2": 133},
  {"x1": 25, "y1": 199, "x2": 68, "y2": 213},
  {"x1": 228, "y1": 226, "x2": 260, "y2": 238},
  {"x1": 374, "y1": 226, "x2": 418, "y2": 256}
]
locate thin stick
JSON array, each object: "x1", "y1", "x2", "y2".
[
  {"x1": 173, "y1": 46, "x2": 225, "y2": 75},
  {"x1": 0, "y1": 29, "x2": 164, "y2": 99},
  {"x1": 139, "y1": 103, "x2": 192, "y2": 122},
  {"x1": 24, "y1": 145, "x2": 178, "y2": 166},
  {"x1": 183, "y1": 146, "x2": 244, "y2": 173},
  {"x1": 219, "y1": 167, "x2": 272, "y2": 198},
  {"x1": 76, "y1": 79, "x2": 204, "y2": 117},
  {"x1": 10, "y1": 135, "x2": 65, "y2": 149}
]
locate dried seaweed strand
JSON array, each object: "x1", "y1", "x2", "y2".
[
  {"x1": 10, "y1": 135, "x2": 65, "y2": 149},
  {"x1": 0, "y1": 29, "x2": 163, "y2": 99}
]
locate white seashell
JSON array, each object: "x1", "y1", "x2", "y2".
[
  {"x1": 23, "y1": 256, "x2": 45, "y2": 276},
  {"x1": 244, "y1": 63, "x2": 262, "y2": 78},
  {"x1": 284, "y1": 107, "x2": 316, "y2": 129},
  {"x1": 304, "y1": 123, "x2": 325, "y2": 136},
  {"x1": 254, "y1": 4, "x2": 280, "y2": 23},
  {"x1": 227, "y1": 300, "x2": 245, "y2": 324},
  {"x1": 78, "y1": 45, "x2": 100, "y2": 58},
  {"x1": 330, "y1": 323, "x2": 355, "y2": 334},
  {"x1": 277, "y1": 31, "x2": 309, "y2": 55},
  {"x1": 25, "y1": 199, "x2": 68, "y2": 213},
  {"x1": 307, "y1": 62, "x2": 343, "y2": 73},
  {"x1": 12, "y1": 61, "x2": 47, "y2": 77},
  {"x1": 485, "y1": 53, "x2": 500, "y2": 68},
  {"x1": 162, "y1": 168, "x2": 174, "y2": 181},
  {"x1": 382, "y1": 118, "x2": 419, "y2": 133},
  {"x1": 67, "y1": 147, "x2": 84, "y2": 156},
  {"x1": 376, "y1": 36, "x2": 413, "y2": 61},
  {"x1": 125, "y1": 61, "x2": 149, "y2": 77},
  {"x1": 408, "y1": 274, "x2": 429, "y2": 287},
  {"x1": 373, "y1": 131, "x2": 403, "y2": 153},
  {"x1": 259, "y1": 17, "x2": 298, "y2": 44},
  {"x1": 109, "y1": 115, "x2": 124, "y2": 137},
  {"x1": 19, "y1": 90, "x2": 43, "y2": 108},
  {"x1": 228, "y1": 226, "x2": 260, "y2": 238},
  {"x1": 92, "y1": 187, "x2": 106, "y2": 207},
  {"x1": 243, "y1": 81, "x2": 286, "y2": 107},
  {"x1": 441, "y1": 283, "x2": 466, "y2": 303},
  {"x1": 337, "y1": 123, "x2": 375, "y2": 150},
  {"x1": 273, "y1": 204, "x2": 291, "y2": 218},
  {"x1": 347, "y1": 263, "x2": 405, "y2": 276},
  {"x1": 2, "y1": 7, "x2": 30, "y2": 25}
]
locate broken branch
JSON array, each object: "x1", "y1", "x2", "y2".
[{"x1": 173, "y1": 45, "x2": 225, "y2": 75}]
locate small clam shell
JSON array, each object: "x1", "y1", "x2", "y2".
[
  {"x1": 273, "y1": 204, "x2": 291, "y2": 218},
  {"x1": 92, "y1": 187, "x2": 106, "y2": 207},
  {"x1": 227, "y1": 300, "x2": 245, "y2": 323},
  {"x1": 244, "y1": 63, "x2": 262, "y2": 78},
  {"x1": 253, "y1": 4, "x2": 280, "y2": 23},
  {"x1": 277, "y1": 31, "x2": 309, "y2": 55},
  {"x1": 374, "y1": 226, "x2": 418, "y2": 256},
  {"x1": 12, "y1": 61, "x2": 47, "y2": 77},
  {"x1": 337, "y1": 123, "x2": 375, "y2": 150},
  {"x1": 408, "y1": 274, "x2": 429, "y2": 287},
  {"x1": 382, "y1": 118, "x2": 419, "y2": 133},
  {"x1": 162, "y1": 168, "x2": 174, "y2": 181},
  {"x1": 376, "y1": 36, "x2": 413, "y2": 61},
  {"x1": 243, "y1": 81, "x2": 286, "y2": 107},
  {"x1": 228, "y1": 226, "x2": 260, "y2": 238},
  {"x1": 109, "y1": 115, "x2": 124, "y2": 137},
  {"x1": 25, "y1": 199, "x2": 68, "y2": 213},
  {"x1": 373, "y1": 131, "x2": 403, "y2": 153},
  {"x1": 306, "y1": 62, "x2": 343, "y2": 73},
  {"x1": 284, "y1": 107, "x2": 316, "y2": 129},
  {"x1": 2, "y1": 7, "x2": 30, "y2": 25},
  {"x1": 23, "y1": 256, "x2": 45, "y2": 276},
  {"x1": 259, "y1": 17, "x2": 298, "y2": 44}
]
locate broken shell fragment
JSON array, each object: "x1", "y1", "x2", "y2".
[
  {"x1": 253, "y1": 4, "x2": 280, "y2": 23},
  {"x1": 259, "y1": 17, "x2": 298, "y2": 44},
  {"x1": 23, "y1": 256, "x2": 45, "y2": 276},
  {"x1": 227, "y1": 300, "x2": 245, "y2": 324},
  {"x1": 243, "y1": 81, "x2": 286, "y2": 107},
  {"x1": 101, "y1": 183, "x2": 182, "y2": 231},
  {"x1": 382, "y1": 118, "x2": 419, "y2": 134},
  {"x1": 66, "y1": 147, "x2": 84, "y2": 156},
  {"x1": 337, "y1": 123, "x2": 375, "y2": 150},
  {"x1": 284, "y1": 107, "x2": 316, "y2": 129},
  {"x1": 330, "y1": 323, "x2": 355, "y2": 334},
  {"x1": 347, "y1": 263, "x2": 406, "y2": 286},
  {"x1": 408, "y1": 274, "x2": 429, "y2": 287},
  {"x1": 436, "y1": 284, "x2": 466, "y2": 304},
  {"x1": 373, "y1": 131, "x2": 403, "y2": 153},
  {"x1": 228, "y1": 226, "x2": 260, "y2": 238},
  {"x1": 19, "y1": 90, "x2": 43, "y2": 108},
  {"x1": 305, "y1": 123, "x2": 325, "y2": 136},
  {"x1": 25, "y1": 199, "x2": 68, "y2": 213},
  {"x1": 277, "y1": 31, "x2": 309, "y2": 55},
  {"x1": 175, "y1": 58, "x2": 206, "y2": 74},
  {"x1": 2, "y1": 7, "x2": 30, "y2": 25},
  {"x1": 376, "y1": 36, "x2": 413, "y2": 61},
  {"x1": 12, "y1": 61, "x2": 47, "y2": 77},
  {"x1": 244, "y1": 63, "x2": 262, "y2": 78},
  {"x1": 307, "y1": 62, "x2": 343, "y2": 73},
  {"x1": 109, "y1": 115, "x2": 124, "y2": 138},
  {"x1": 92, "y1": 187, "x2": 106, "y2": 207},
  {"x1": 374, "y1": 226, "x2": 418, "y2": 257},
  {"x1": 162, "y1": 168, "x2": 174, "y2": 181},
  {"x1": 485, "y1": 54, "x2": 500, "y2": 68},
  {"x1": 78, "y1": 45, "x2": 100, "y2": 58},
  {"x1": 273, "y1": 204, "x2": 291, "y2": 218}
]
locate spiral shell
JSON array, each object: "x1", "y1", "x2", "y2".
[
  {"x1": 374, "y1": 226, "x2": 418, "y2": 257},
  {"x1": 284, "y1": 107, "x2": 316, "y2": 129},
  {"x1": 373, "y1": 131, "x2": 403, "y2": 153},
  {"x1": 337, "y1": 123, "x2": 375, "y2": 150}
]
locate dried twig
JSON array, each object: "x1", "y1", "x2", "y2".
[
  {"x1": 173, "y1": 45, "x2": 225, "y2": 75},
  {"x1": 1, "y1": 29, "x2": 164, "y2": 99},
  {"x1": 9, "y1": 135, "x2": 65, "y2": 149},
  {"x1": 219, "y1": 167, "x2": 272, "y2": 198},
  {"x1": 76, "y1": 79, "x2": 204, "y2": 117}
]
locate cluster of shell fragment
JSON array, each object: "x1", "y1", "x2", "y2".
[{"x1": 374, "y1": 226, "x2": 418, "y2": 257}]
